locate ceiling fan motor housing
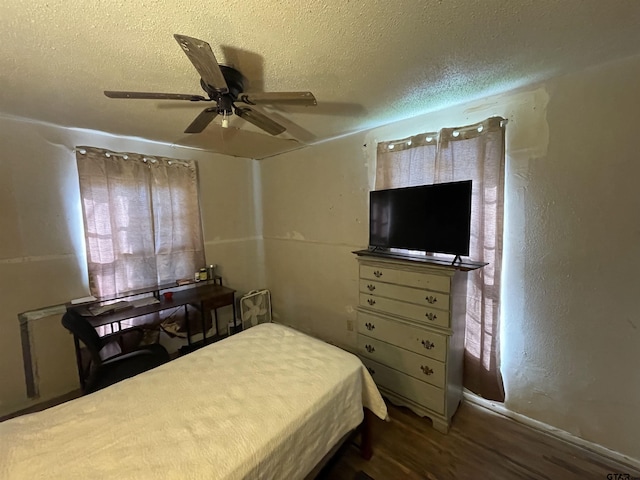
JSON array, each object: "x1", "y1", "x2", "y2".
[{"x1": 200, "y1": 65, "x2": 245, "y2": 115}]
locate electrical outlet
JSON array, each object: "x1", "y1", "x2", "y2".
[{"x1": 346, "y1": 319, "x2": 354, "y2": 332}]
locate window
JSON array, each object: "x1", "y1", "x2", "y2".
[
  {"x1": 76, "y1": 147, "x2": 205, "y2": 298},
  {"x1": 375, "y1": 117, "x2": 506, "y2": 402}
]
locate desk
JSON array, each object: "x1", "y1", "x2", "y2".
[{"x1": 67, "y1": 283, "x2": 236, "y2": 387}]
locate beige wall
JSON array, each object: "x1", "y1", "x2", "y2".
[
  {"x1": 260, "y1": 54, "x2": 640, "y2": 461},
  {"x1": 502, "y1": 54, "x2": 640, "y2": 461},
  {"x1": 260, "y1": 135, "x2": 371, "y2": 346},
  {"x1": 0, "y1": 116, "x2": 262, "y2": 416}
]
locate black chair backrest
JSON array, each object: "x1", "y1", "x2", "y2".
[{"x1": 61, "y1": 310, "x2": 104, "y2": 367}]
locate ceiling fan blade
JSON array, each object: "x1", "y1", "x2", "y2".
[
  {"x1": 237, "y1": 91, "x2": 317, "y2": 106},
  {"x1": 174, "y1": 34, "x2": 229, "y2": 93},
  {"x1": 104, "y1": 91, "x2": 209, "y2": 101},
  {"x1": 185, "y1": 108, "x2": 219, "y2": 133},
  {"x1": 235, "y1": 107, "x2": 286, "y2": 136}
]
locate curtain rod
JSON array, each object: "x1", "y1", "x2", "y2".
[
  {"x1": 382, "y1": 117, "x2": 508, "y2": 150},
  {"x1": 75, "y1": 148, "x2": 129, "y2": 159},
  {"x1": 75, "y1": 147, "x2": 190, "y2": 167}
]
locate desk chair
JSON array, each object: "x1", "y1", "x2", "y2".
[{"x1": 62, "y1": 310, "x2": 170, "y2": 394}]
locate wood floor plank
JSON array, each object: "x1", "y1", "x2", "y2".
[{"x1": 320, "y1": 400, "x2": 640, "y2": 480}]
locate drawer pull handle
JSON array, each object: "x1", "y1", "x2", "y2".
[
  {"x1": 422, "y1": 340, "x2": 435, "y2": 350},
  {"x1": 373, "y1": 270, "x2": 383, "y2": 278},
  {"x1": 367, "y1": 284, "x2": 376, "y2": 291},
  {"x1": 421, "y1": 365, "x2": 434, "y2": 376},
  {"x1": 425, "y1": 295, "x2": 437, "y2": 304},
  {"x1": 365, "y1": 322, "x2": 376, "y2": 331},
  {"x1": 365, "y1": 344, "x2": 375, "y2": 353},
  {"x1": 425, "y1": 312, "x2": 438, "y2": 321},
  {"x1": 367, "y1": 298, "x2": 376, "y2": 306},
  {"x1": 367, "y1": 367, "x2": 376, "y2": 376}
]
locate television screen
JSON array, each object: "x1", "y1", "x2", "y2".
[{"x1": 369, "y1": 180, "x2": 472, "y2": 256}]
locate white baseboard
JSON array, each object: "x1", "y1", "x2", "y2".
[{"x1": 462, "y1": 391, "x2": 640, "y2": 471}]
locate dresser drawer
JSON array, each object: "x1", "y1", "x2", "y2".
[
  {"x1": 361, "y1": 357, "x2": 445, "y2": 415},
  {"x1": 357, "y1": 310, "x2": 447, "y2": 362},
  {"x1": 360, "y1": 293, "x2": 449, "y2": 328},
  {"x1": 360, "y1": 264, "x2": 450, "y2": 292},
  {"x1": 357, "y1": 335, "x2": 445, "y2": 389},
  {"x1": 359, "y1": 279, "x2": 450, "y2": 310}
]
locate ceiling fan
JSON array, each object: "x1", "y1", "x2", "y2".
[{"x1": 104, "y1": 34, "x2": 317, "y2": 136}]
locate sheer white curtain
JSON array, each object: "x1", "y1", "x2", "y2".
[
  {"x1": 76, "y1": 147, "x2": 205, "y2": 298},
  {"x1": 376, "y1": 117, "x2": 506, "y2": 401}
]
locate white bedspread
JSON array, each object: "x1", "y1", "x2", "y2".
[{"x1": 0, "y1": 323, "x2": 387, "y2": 479}]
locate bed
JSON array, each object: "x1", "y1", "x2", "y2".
[{"x1": 0, "y1": 323, "x2": 388, "y2": 479}]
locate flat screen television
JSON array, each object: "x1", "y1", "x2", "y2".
[{"x1": 369, "y1": 180, "x2": 472, "y2": 256}]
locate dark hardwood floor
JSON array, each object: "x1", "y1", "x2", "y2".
[{"x1": 319, "y1": 401, "x2": 640, "y2": 480}]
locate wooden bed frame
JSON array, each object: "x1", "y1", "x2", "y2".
[{"x1": 306, "y1": 408, "x2": 374, "y2": 478}]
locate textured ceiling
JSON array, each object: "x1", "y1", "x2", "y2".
[{"x1": 2, "y1": 1, "x2": 640, "y2": 159}]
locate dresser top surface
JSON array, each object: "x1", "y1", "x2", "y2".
[{"x1": 353, "y1": 250, "x2": 487, "y2": 271}]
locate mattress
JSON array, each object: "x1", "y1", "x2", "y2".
[{"x1": 0, "y1": 323, "x2": 387, "y2": 479}]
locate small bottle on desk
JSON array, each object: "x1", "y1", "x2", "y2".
[{"x1": 199, "y1": 268, "x2": 208, "y2": 281}]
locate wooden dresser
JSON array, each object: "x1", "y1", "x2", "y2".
[{"x1": 355, "y1": 251, "x2": 483, "y2": 433}]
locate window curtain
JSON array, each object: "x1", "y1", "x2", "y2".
[
  {"x1": 376, "y1": 117, "x2": 506, "y2": 402},
  {"x1": 76, "y1": 147, "x2": 205, "y2": 298}
]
